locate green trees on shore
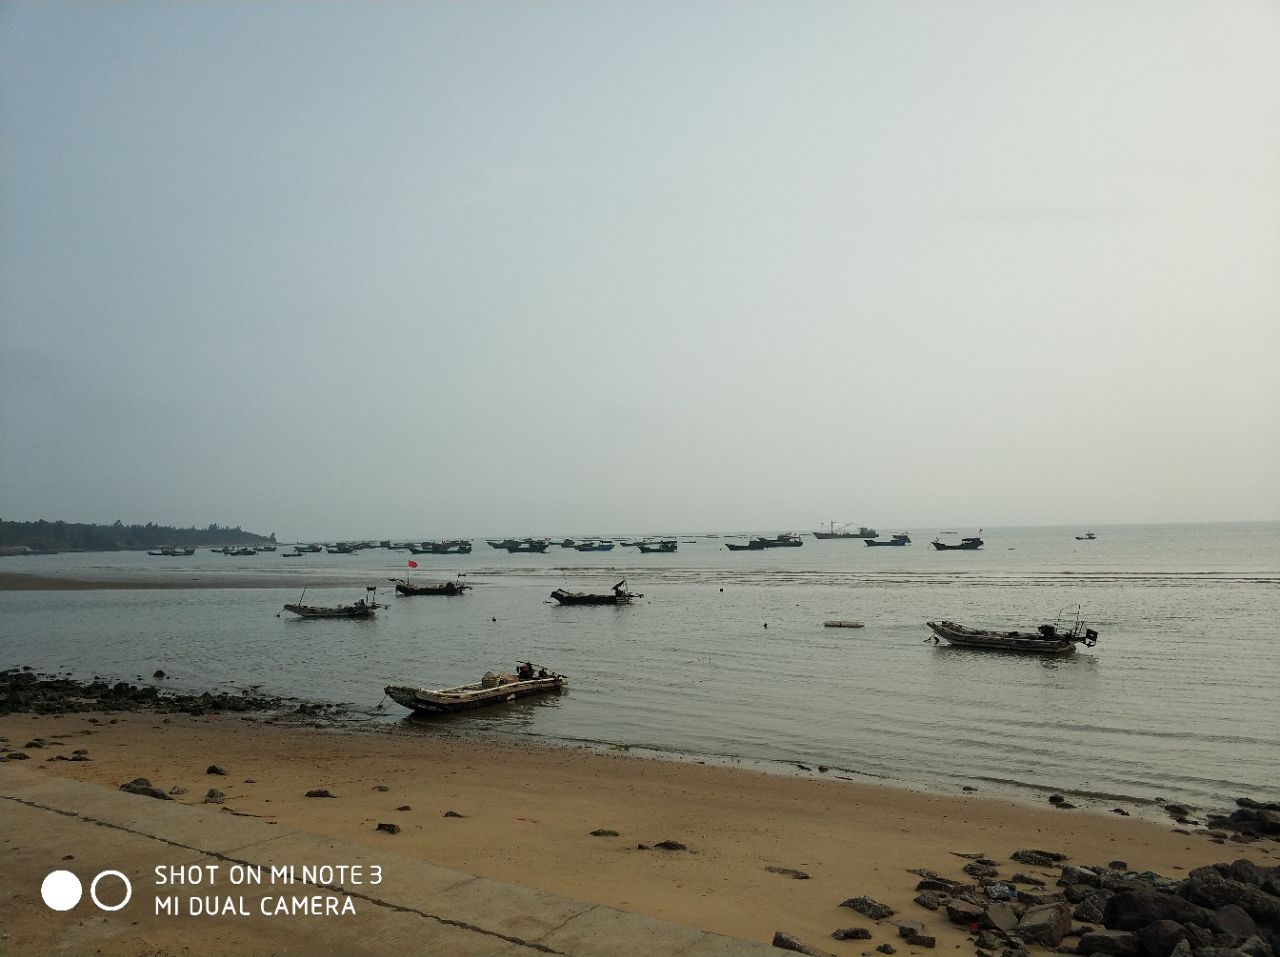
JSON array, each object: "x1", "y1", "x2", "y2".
[{"x1": 0, "y1": 519, "x2": 277, "y2": 554}]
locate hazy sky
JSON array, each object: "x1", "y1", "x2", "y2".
[{"x1": 2, "y1": 1, "x2": 1277, "y2": 540}]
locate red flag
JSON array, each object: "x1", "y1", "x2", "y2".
[{"x1": 407, "y1": 560, "x2": 418, "y2": 568}]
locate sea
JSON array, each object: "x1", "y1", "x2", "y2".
[{"x1": 2, "y1": 522, "x2": 1277, "y2": 813}]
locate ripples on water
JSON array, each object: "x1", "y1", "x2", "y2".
[{"x1": 1, "y1": 522, "x2": 1277, "y2": 808}]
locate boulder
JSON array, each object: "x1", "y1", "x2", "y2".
[
  {"x1": 1017, "y1": 903, "x2": 1073, "y2": 948},
  {"x1": 905, "y1": 935, "x2": 936, "y2": 948},
  {"x1": 1136, "y1": 920, "x2": 1191, "y2": 957},
  {"x1": 1060, "y1": 866, "x2": 1103, "y2": 888},
  {"x1": 1183, "y1": 873, "x2": 1280, "y2": 924},
  {"x1": 1019, "y1": 889, "x2": 1068, "y2": 907},
  {"x1": 831, "y1": 928, "x2": 871, "y2": 941},
  {"x1": 1209, "y1": 905, "x2": 1259, "y2": 943},
  {"x1": 966, "y1": 863, "x2": 1001, "y2": 878},
  {"x1": 1013, "y1": 850, "x2": 1069, "y2": 867},
  {"x1": 914, "y1": 892, "x2": 944, "y2": 911},
  {"x1": 766, "y1": 866, "x2": 810, "y2": 880},
  {"x1": 1078, "y1": 929, "x2": 1142, "y2": 957},
  {"x1": 985, "y1": 902, "x2": 1021, "y2": 932},
  {"x1": 1103, "y1": 891, "x2": 1210, "y2": 930}
]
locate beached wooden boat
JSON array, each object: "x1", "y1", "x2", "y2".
[
  {"x1": 926, "y1": 617, "x2": 1098, "y2": 654},
  {"x1": 385, "y1": 669, "x2": 566, "y2": 714},
  {"x1": 550, "y1": 580, "x2": 641, "y2": 605},
  {"x1": 389, "y1": 577, "x2": 469, "y2": 596},
  {"x1": 282, "y1": 587, "x2": 382, "y2": 618}
]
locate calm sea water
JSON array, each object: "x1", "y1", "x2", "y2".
[{"x1": 2, "y1": 522, "x2": 1277, "y2": 810}]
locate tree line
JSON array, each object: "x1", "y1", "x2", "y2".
[{"x1": 0, "y1": 519, "x2": 277, "y2": 553}]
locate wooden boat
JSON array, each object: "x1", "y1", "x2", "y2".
[
  {"x1": 823, "y1": 620, "x2": 865, "y2": 628},
  {"x1": 386, "y1": 667, "x2": 566, "y2": 715},
  {"x1": 505, "y1": 540, "x2": 549, "y2": 553},
  {"x1": 813, "y1": 522, "x2": 878, "y2": 540},
  {"x1": 1076, "y1": 531, "x2": 1097, "y2": 541},
  {"x1": 865, "y1": 533, "x2": 911, "y2": 546},
  {"x1": 281, "y1": 551, "x2": 304, "y2": 558},
  {"x1": 932, "y1": 534, "x2": 983, "y2": 550},
  {"x1": 725, "y1": 537, "x2": 768, "y2": 551},
  {"x1": 550, "y1": 580, "x2": 641, "y2": 605},
  {"x1": 926, "y1": 612, "x2": 1098, "y2": 655},
  {"x1": 389, "y1": 577, "x2": 469, "y2": 596},
  {"x1": 768, "y1": 532, "x2": 803, "y2": 547},
  {"x1": 637, "y1": 539, "x2": 677, "y2": 553},
  {"x1": 574, "y1": 540, "x2": 615, "y2": 552},
  {"x1": 282, "y1": 587, "x2": 382, "y2": 619},
  {"x1": 408, "y1": 540, "x2": 473, "y2": 554}
]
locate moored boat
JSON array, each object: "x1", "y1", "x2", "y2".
[
  {"x1": 550, "y1": 579, "x2": 641, "y2": 605},
  {"x1": 865, "y1": 533, "x2": 911, "y2": 546},
  {"x1": 813, "y1": 522, "x2": 878, "y2": 540},
  {"x1": 389, "y1": 577, "x2": 470, "y2": 596},
  {"x1": 1076, "y1": 531, "x2": 1097, "y2": 541},
  {"x1": 932, "y1": 531, "x2": 983, "y2": 550},
  {"x1": 505, "y1": 539, "x2": 550, "y2": 553},
  {"x1": 574, "y1": 540, "x2": 615, "y2": 552},
  {"x1": 926, "y1": 610, "x2": 1098, "y2": 655},
  {"x1": 282, "y1": 587, "x2": 382, "y2": 619},
  {"x1": 386, "y1": 666, "x2": 566, "y2": 715},
  {"x1": 637, "y1": 539, "x2": 677, "y2": 553}
]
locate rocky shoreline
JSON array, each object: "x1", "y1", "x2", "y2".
[{"x1": 0, "y1": 666, "x2": 344, "y2": 720}]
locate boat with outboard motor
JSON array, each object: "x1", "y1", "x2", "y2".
[
  {"x1": 865, "y1": 533, "x2": 911, "y2": 546},
  {"x1": 389, "y1": 577, "x2": 470, "y2": 596},
  {"x1": 932, "y1": 531, "x2": 983, "y2": 550},
  {"x1": 926, "y1": 607, "x2": 1098, "y2": 654},
  {"x1": 386, "y1": 664, "x2": 566, "y2": 715},
  {"x1": 282, "y1": 587, "x2": 382, "y2": 619},
  {"x1": 550, "y1": 579, "x2": 641, "y2": 605}
]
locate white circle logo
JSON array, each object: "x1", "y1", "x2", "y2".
[
  {"x1": 90, "y1": 871, "x2": 132, "y2": 912},
  {"x1": 41, "y1": 870, "x2": 83, "y2": 911}
]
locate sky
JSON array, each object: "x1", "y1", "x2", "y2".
[{"x1": 2, "y1": 1, "x2": 1277, "y2": 540}]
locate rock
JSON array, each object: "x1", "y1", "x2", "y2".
[
  {"x1": 1183, "y1": 873, "x2": 1280, "y2": 924},
  {"x1": 895, "y1": 920, "x2": 925, "y2": 938},
  {"x1": 167, "y1": 786, "x2": 187, "y2": 795},
  {"x1": 654, "y1": 840, "x2": 687, "y2": 851},
  {"x1": 905, "y1": 935, "x2": 936, "y2": 948},
  {"x1": 1012, "y1": 874, "x2": 1047, "y2": 887},
  {"x1": 877, "y1": 945, "x2": 897, "y2": 955},
  {"x1": 375, "y1": 823, "x2": 400, "y2": 834},
  {"x1": 771, "y1": 931, "x2": 837, "y2": 956},
  {"x1": 986, "y1": 885, "x2": 1018, "y2": 902},
  {"x1": 396, "y1": 805, "x2": 411, "y2": 812},
  {"x1": 153, "y1": 670, "x2": 166, "y2": 679},
  {"x1": 590, "y1": 829, "x2": 619, "y2": 837},
  {"x1": 304, "y1": 789, "x2": 336, "y2": 798},
  {"x1": 842, "y1": 897, "x2": 896, "y2": 920},
  {"x1": 1074, "y1": 891, "x2": 1114, "y2": 926},
  {"x1": 917, "y1": 877, "x2": 964, "y2": 893},
  {"x1": 1013, "y1": 850, "x2": 1069, "y2": 867},
  {"x1": 766, "y1": 866, "x2": 811, "y2": 880},
  {"x1": 1018, "y1": 889, "x2": 1068, "y2": 907},
  {"x1": 1168, "y1": 942, "x2": 1192, "y2": 957},
  {"x1": 203, "y1": 789, "x2": 225, "y2": 805},
  {"x1": 1209, "y1": 904, "x2": 1259, "y2": 942},
  {"x1": 832, "y1": 928, "x2": 872, "y2": 940},
  {"x1": 206, "y1": 765, "x2": 227, "y2": 775},
  {"x1": 119, "y1": 777, "x2": 172, "y2": 800},
  {"x1": 1056, "y1": 802, "x2": 1078, "y2": 810},
  {"x1": 443, "y1": 810, "x2": 464, "y2": 818},
  {"x1": 23, "y1": 740, "x2": 44, "y2": 748},
  {"x1": 914, "y1": 892, "x2": 944, "y2": 911},
  {"x1": 1136, "y1": 920, "x2": 1191, "y2": 957},
  {"x1": 976, "y1": 930, "x2": 1006, "y2": 950},
  {"x1": 967, "y1": 863, "x2": 1001, "y2": 878},
  {"x1": 945, "y1": 899, "x2": 987, "y2": 926},
  {"x1": 1017, "y1": 903, "x2": 1073, "y2": 948},
  {"x1": 372, "y1": 785, "x2": 389, "y2": 792},
  {"x1": 1107, "y1": 862, "x2": 1128, "y2": 872},
  {"x1": 1078, "y1": 929, "x2": 1142, "y2": 957},
  {"x1": 1103, "y1": 891, "x2": 1210, "y2": 931},
  {"x1": 1110, "y1": 809, "x2": 1131, "y2": 816},
  {"x1": 986, "y1": 902, "x2": 1022, "y2": 931},
  {"x1": 1060, "y1": 866, "x2": 1103, "y2": 888},
  {"x1": 1050, "y1": 794, "x2": 1066, "y2": 805},
  {"x1": 4, "y1": 752, "x2": 30, "y2": 761}
]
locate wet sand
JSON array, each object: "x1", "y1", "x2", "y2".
[{"x1": 2, "y1": 711, "x2": 1273, "y2": 953}]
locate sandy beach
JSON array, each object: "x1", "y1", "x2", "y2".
[{"x1": 3, "y1": 709, "x2": 1274, "y2": 955}]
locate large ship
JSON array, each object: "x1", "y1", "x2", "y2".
[{"x1": 812, "y1": 521, "x2": 878, "y2": 540}]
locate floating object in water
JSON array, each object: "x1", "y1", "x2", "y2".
[{"x1": 824, "y1": 620, "x2": 865, "y2": 629}]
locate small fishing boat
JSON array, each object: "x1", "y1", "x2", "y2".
[
  {"x1": 823, "y1": 620, "x2": 865, "y2": 628},
  {"x1": 389, "y1": 577, "x2": 470, "y2": 596},
  {"x1": 813, "y1": 522, "x2": 878, "y2": 540},
  {"x1": 386, "y1": 665, "x2": 566, "y2": 715},
  {"x1": 280, "y1": 551, "x2": 304, "y2": 558},
  {"x1": 550, "y1": 579, "x2": 641, "y2": 605},
  {"x1": 505, "y1": 539, "x2": 550, "y2": 553},
  {"x1": 865, "y1": 533, "x2": 911, "y2": 547},
  {"x1": 927, "y1": 608, "x2": 1098, "y2": 654},
  {"x1": 574, "y1": 540, "x2": 615, "y2": 552},
  {"x1": 725, "y1": 537, "x2": 769, "y2": 551},
  {"x1": 637, "y1": 539, "x2": 677, "y2": 553},
  {"x1": 932, "y1": 531, "x2": 983, "y2": 550},
  {"x1": 1076, "y1": 531, "x2": 1097, "y2": 541},
  {"x1": 282, "y1": 587, "x2": 382, "y2": 619},
  {"x1": 408, "y1": 540, "x2": 473, "y2": 554}
]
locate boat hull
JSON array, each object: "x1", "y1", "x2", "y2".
[
  {"x1": 550, "y1": 589, "x2": 634, "y2": 605},
  {"x1": 282, "y1": 603, "x2": 377, "y2": 619},
  {"x1": 926, "y1": 620, "x2": 1077, "y2": 654},
  {"x1": 393, "y1": 581, "x2": 468, "y2": 596},
  {"x1": 385, "y1": 676, "x2": 565, "y2": 714},
  {"x1": 931, "y1": 539, "x2": 983, "y2": 550}
]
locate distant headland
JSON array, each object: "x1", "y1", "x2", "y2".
[{"x1": 0, "y1": 519, "x2": 276, "y2": 556}]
